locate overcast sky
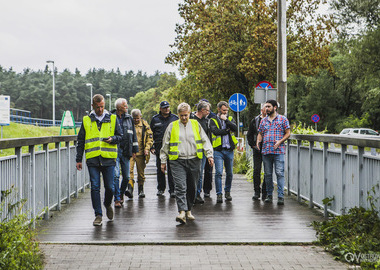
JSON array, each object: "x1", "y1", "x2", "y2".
[{"x1": 0, "y1": 0, "x2": 182, "y2": 75}]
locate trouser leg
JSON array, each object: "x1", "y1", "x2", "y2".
[
  {"x1": 203, "y1": 158, "x2": 213, "y2": 193},
  {"x1": 88, "y1": 166, "x2": 102, "y2": 216},
  {"x1": 253, "y1": 148, "x2": 263, "y2": 194},
  {"x1": 186, "y1": 158, "x2": 201, "y2": 211},
  {"x1": 135, "y1": 155, "x2": 146, "y2": 186},
  {"x1": 102, "y1": 165, "x2": 115, "y2": 207},
  {"x1": 169, "y1": 160, "x2": 188, "y2": 212}
]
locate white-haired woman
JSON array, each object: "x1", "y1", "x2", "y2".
[{"x1": 160, "y1": 102, "x2": 214, "y2": 224}]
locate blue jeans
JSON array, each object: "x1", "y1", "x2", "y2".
[
  {"x1": 88, "y1": 165, "x2": 115, "y2": 217},
  {"x1": 214, "y1": 150, "x2": 234, "y2": 195},
  {"x1": 197, "y1": 155, "x2": 207, "y2": 195},
  {"x1": 114, "y1": 148, "x2": 130, "y2": 201},
  {"x1": 262, "y1": 154, "x2": 285, "y2": 198}
]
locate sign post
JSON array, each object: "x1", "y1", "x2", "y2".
[
  {"x1": 311, "y1": 114, "x2": 320, "y2": 131},
  {"x1": 0, "y1": 95, "x2": 10, "y2": 139},
  {"x1": 228, "y1": 93, "x2": 247, "y2": 145},
  {"x1": 60, "y1": 111, "x2": 77, "y2": 135}
]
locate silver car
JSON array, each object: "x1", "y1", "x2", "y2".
[{"x1": 340, "y1": 128, "x2": 379, "y2": 136}]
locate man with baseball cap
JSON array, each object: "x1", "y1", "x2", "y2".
[{"x1": 150, "y1": 101, "x2": 179, "y2": 197}]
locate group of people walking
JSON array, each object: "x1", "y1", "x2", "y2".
[{"x1": 76, "y1": 94, "x2": 290, "y2": 226}]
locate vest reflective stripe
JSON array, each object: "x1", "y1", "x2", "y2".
[
  {"x1": 83, "y1": 115, "x2": 117, "y2": 160},
  {"x1": 168, "y1": 119, "x2": 203, "y2": 160},
  {"x1": 211, "y1": 116, "x2": 238, "y2": 148}
]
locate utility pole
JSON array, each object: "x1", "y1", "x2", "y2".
[{"x1": 277, "y1": 0, "x2": 287, "y2": 116}]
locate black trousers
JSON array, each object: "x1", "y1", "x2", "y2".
[
  {"x1": 155, "y1": 144, "x2": 175, "y2": 193},
  {"x1": 253, "y1": 148, "x2": 267, "y2": 196},
  {"x1": 203, "y1": 159, "x2": 213, "y2": 193}
]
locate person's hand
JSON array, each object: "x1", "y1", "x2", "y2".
[
  {"x1": 103, "y1": 137, "x2": 112, "y2": 143},
  {"x1": 220, "y1": 114, "x2": 227, "y2": 121},
  {"x1": 150, "y1": 148, "x2": 156, "y2": 155},
  {"x1": 274, "y1": 140, "x2": 281, "y2": 149},
  {"x1": 208, "y1": 157, "x2": 214, "y2": 167},
  {"x1": 132, "y1": 153, "x2": 136, "y2": 159},
  {"x1": 144, "y1": 149, "x2": 149, "y2": 156},
  {"x1": 76, "y1": 162, "x2": 82, "y2": 171},
  {"x1": 161, "y1": 163, "x2": 166, "y2": 173},
  {"x1": 256, "y1": 142, "x2": 261, "y2": 151}
]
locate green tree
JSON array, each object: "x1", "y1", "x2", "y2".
[{"x1": 166, "y1": 0, "x2": 334, "y2": 119}]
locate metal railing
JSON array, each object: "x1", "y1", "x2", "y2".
[
  {"x1": 0, "y1": 136, "x2": 89, "y2": 223},
  {"x1": 246, "y1": 134, "x2": 380, "y2": 217}
]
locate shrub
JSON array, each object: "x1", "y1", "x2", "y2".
[
  {"x1": 233, "y1": 151, "x2": 249, "y2": 174},
  {"x1": 0, "y1": 189, "x2": 44, "y2": 270},
  {"x1": 312, "y1": 186, "x2": 380, "y2": 269}
]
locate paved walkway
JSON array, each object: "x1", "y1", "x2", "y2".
[{"x1": 38, "y1": 156, "x2": 349, "y2": 269}]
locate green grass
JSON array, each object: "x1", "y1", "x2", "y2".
[{"x1": 0, "y1": 122, "x2": 79, "y2": 157}]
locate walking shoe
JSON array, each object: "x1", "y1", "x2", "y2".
[
  {"x1": 105, "y1": 205, "x2": 114, "y2": 220},
  {"x1": 262, "y1": 194, "x2": 267, "y2": 201},
  {"x1": 93, "y1": 215, "x2": 102, "y2": 226},
  {"x1": 114, "y1": 200, "x2": 122, "y2": 208},
  {"x1": 264, "y1": 195, "x2": 273, "y2": 203},
  {"x1": 195, "y1": 194, "x2": 204, "y2": 204},
  {"x1": 156, "y1": 190, "x2": 164, "y2": 196},
  {"x1": 252, "y1": 192, "x2": 260, "y2": 201},
  {"x1": 125, "y1": 184, "x2": 133, "y2": 198},
  {"x1": 186, "y1": 211, "x2": 195, "y2": 220},
  {"x1": 176, "y1": 211, "x2": 186, "y2": 224},
  {"x1": 217, "y1": 194, "x2": 223, "y2": 203},
  {"x1": 138, "y1": 186, "x2": 145, "y2": 198},
  {"x1": 170, "y1": 192, "x2": 176, "y2": 198},
  {"x1": 204, "y1": 192, "x2": 210, "y2": 198},
  {"x1": 277, "y1": 197, "x2": 285, "y2": 205},
  {"x1": 225, "y1": 192, "x2": 232, "y2": 201},
  {"x1": 120, "y1": 195, "x2": 124, "y2": 205}
]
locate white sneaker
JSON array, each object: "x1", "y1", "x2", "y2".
[
  {"x1": 186, "y1": 211, "x2": 195, "y2": 220},
  {"x1": 176, "y1": 211, "x2": 186, "y2": 224}
]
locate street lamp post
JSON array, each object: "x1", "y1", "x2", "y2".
[
  {"x1": 106, "y1": 93, "x2": 111, "y2": 111},
  {"x1": 86, "y1": 83, "x2": 93, "y2": 111},
  {"x1": 46, "y1": 60, "x2": 55, "y2": 126}
]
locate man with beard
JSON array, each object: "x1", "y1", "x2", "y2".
[{"x1": 256, "y1": 100, "x2": 290, "y2": 205}]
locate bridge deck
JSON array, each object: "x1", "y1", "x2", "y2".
[{"x1": 37, "y1": 157, "x2": 323, "y2": 244}]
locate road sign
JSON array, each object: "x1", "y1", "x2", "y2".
[
  {"x1": 0, "y1": 95, "x2": 10, "y2": 126},
  {"x1": 255, "y1": 81, "x2": 274, "y2": 89},
  {"x1": 229, "y1": 93, "x2": 247, "y2": 112},
  {"x1": 311, "y1": 114, "x2": 320, "y2": 123}
]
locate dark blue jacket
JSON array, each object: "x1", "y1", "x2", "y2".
[
  {"x1": 115, "y1": 112, "x2": 139, "y2": 158},
  {"x1": 76, "y1": 111, "x2": 123, "y2": 167},
  {"x1": 150, "y1": 111, "x2": 178, "y2": 150}
]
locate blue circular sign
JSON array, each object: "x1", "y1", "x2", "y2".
[
  {"x1": 229, "y1": 93, "x2": 247, "y2": 112},
  {"x1": 311, "y1": 114, "x2": 320, "y2": 123}
]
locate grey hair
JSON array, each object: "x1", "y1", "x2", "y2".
[
  {"x1": 177, "y1": 102, "x2": 191, "y2": 113},
  {"x1": 115, "y1": 98, "x2": 127, "y2": 109},
  {"x1": 197, "y1": 101, "x2": 210, "y2": 112},
  {"x1": 131, "y1": 109, "x2": 142, "y2": 118},
  {"x1": 217, "y1": 101, "x2": 228, "y2": 109}
]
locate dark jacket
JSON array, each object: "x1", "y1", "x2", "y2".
[
  {"x1": 150, "y1": 111, "x2": 179, "y2": 150},
  {"x1": 76, "y1": 111, "x2": 123, "y2": 167},
  {"x1": 247, "y1": 114, "x2": 263, "y2": 149},
  {"x1": 209, "y1": 114, "x2": 238, "y2": 151},
  {"x1": 190, "y1": 112, "x2": 210, "y2": 137},
  {"x1": 115, "y1": 112, "x2": 139, "y2": 158}
]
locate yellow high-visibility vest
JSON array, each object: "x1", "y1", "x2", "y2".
[
  {"x1": 83, "y1": 114, "x2": 117, "y2": 160},
  {"x1": 211, "y1": 116, "x2": 238, "y2": 148},
  {"x1": 168, "y1": 119, "x2": 203, "y2": 160}
]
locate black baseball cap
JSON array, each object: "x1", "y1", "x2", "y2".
[{"x1": 160, "y1": 101, "x2": 170, "y2": 108}]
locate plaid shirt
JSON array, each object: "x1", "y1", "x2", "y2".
[{"x1": 258, "y1": 114, "x2": 290, "y2": 155}]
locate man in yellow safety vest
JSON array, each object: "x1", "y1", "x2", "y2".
[{"x1": 76, "y1": 94, "x2": 122, "y2": 226}]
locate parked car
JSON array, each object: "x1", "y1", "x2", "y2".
[{"x1": 340, "y1": 128, "x2": 379, "y2": 136}]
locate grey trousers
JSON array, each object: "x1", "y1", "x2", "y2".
[{"x1": 169, "y1": 158, "x2": 201, "y2": 212}]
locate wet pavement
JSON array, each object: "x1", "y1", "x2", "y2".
[
  {"x1": 38, "y1": 156, "x2": 350, "y2": 269},
  {"x1": 37, "y1": 156, "x2": 324, "y2": 244}
]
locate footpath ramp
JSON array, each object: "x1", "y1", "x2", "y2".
[{"x1": 37, "y1": 158, "x2": 323, "y2": 244}]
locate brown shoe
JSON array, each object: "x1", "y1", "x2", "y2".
[{"x1": 114, "y1": 201, "x2": 122, "y2": 208}]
